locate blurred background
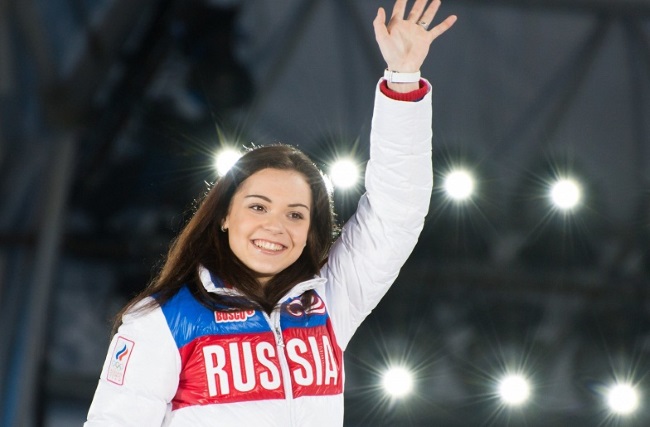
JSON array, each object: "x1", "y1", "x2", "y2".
[{"x1": 1, "y1": 0, "x2": 650, "y2": 425}]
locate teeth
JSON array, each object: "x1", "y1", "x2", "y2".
[{"x1": 253, "y1": 240, "x2": 284, "y2": 251}]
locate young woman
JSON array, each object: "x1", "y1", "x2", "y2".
[{"x1": 85, "y1": 0, "x2": 456, "y2": 425}]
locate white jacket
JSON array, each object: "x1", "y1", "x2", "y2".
[{"x1": 85, "y1": 80, "x2": 433, "y2": 427}]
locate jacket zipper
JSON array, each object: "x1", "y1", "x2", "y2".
[{"x1": 265, "y1": 310, "x2": 294, "y2": 424}]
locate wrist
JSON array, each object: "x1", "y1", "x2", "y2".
[
  {"x1": 383, "y1": 69, "x2": 421, "y2": 92},
  {"x1": 383, "y1": 68, "x2": 421, "y2": 84}
]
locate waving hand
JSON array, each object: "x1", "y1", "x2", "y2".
[{"x1": 374, "y1": 0, "x2": 457, "y2": 91}]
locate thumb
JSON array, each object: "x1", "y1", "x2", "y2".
[{"x1": 373, "y1": 7, "x2": 389, "y2": 40}]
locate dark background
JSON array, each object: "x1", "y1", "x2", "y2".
[{"x1": 1, "y1": 0, "x2": 650, "y2": 425}]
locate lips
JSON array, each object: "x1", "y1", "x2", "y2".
[{"x1": 252, "y1": 239, "x2": 285, "y2": 252}]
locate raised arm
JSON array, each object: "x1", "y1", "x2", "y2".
[{"x1": 322, "y1": 0, "x2": 457, "y2": 349}]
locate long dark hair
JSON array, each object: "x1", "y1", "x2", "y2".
[{"x1": 113, "y1": 144, "x2": 337, "y2": 332}]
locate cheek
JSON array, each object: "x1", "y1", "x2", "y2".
[
  {"x1": 292, "y1": 224, "x2": 310, "y2": 248},
  {"x1": 301, "y1": 226, "x2": 311, "y2": 248}
]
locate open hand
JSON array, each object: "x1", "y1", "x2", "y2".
[{"x1": 374, "y1": 0, "x2": 457, "y2": 74}]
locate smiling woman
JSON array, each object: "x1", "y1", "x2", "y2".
[{"x1": 84, "y1": 0, "x2": 457, "y2": 425}]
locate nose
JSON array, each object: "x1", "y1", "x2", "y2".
[{"x1": 262, "y1": 212, "x2": 285, "y2": 234}]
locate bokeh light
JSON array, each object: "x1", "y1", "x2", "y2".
[
  {"x1": 444, "y1": 169, "x2": 475, "y2": 201},
  {"x1": 498, "y1": 374, "x2": 531, "y2": 406},
  {"x1": 382, "y1": 366, "x2": 414, "y2": 398},
  {"x1": 606, "y1": 383, "x2": 640, "y2": 416},
  {"x1": 329, "y1": 159, "x2": 360, "y2": 189},
  {"x1": 214, "y1": 148, "x2": 242, "y2": 176},
  {"x1": 549, "y1": 178, "x2": 582, "y2": 210}
]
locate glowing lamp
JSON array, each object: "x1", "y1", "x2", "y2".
[
  {"x1": 607, "y1": 383, "x2": 640, "y2": 415},
  {"x1": 498, "y1": 374, "x2": 531, "y2": 406},
  {"x1": 550, "y1": 178, "x2": 582, "y2": 210},
  {"x1": 214, "y1": 148, "x2": 242, "y2": 176},
  {"x1": 329, "y1": 159, "x2": 359, "y2": 189},
  {"x1": 382, "y1": 366, "x2": 413, "y2": 398},
  {"x1": 444, "y1": 169, "x2": 475, "y2": 201}
]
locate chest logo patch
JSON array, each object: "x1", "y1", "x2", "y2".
[{"x1": 287, "y1": 294, "x2": 326, "y2": 317}]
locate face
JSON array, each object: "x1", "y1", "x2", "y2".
[{"x1": 223, "y1": 168, "x2": 312, "y2": 285}]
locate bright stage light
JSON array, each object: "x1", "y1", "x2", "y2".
[
  {"x1": 329, "y1": 159, "x2": 359, "y2": 189},
  {"x1": 382, "y1": 366, "x2": 414, "y2": 398},
  {"x1": 606, "y1": 383, "x2": 640, "y2": 415},
  {"x1": 498, "y1": 374, "x2": 531, "y2": 406},
  {"x1": 444, "y1": 169, "x2": 475, "y2": 201},
  {"x1": 550, "y1": 178, "x2": 582, "y2": 210},
  {"x1": 214, "y1": 148, "x2": 242, "y2": 176}
]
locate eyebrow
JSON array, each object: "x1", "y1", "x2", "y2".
[{"x1": 244, "y1": 194, "x2": 310, "y2": 211}]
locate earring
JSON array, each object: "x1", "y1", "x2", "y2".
[{"x1": 221, "y1": 225, "x2": 227, "y2": 232}]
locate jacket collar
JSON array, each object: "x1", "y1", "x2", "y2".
[{"x1": 198, "y1": 265, "x2": 326, "y2": 303}]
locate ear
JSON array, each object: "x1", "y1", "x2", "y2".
[{"x1": 221, "y1": 217, "x2": 229, "y2": 231}]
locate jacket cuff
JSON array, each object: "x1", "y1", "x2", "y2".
[{"x1": 379, "y1": 79, "x2": 429, "y2": 102}]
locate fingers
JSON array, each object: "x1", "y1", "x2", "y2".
[
  {"x1": 417, "y1": 0, "x2": 442, "y2": 27},
  {"x1": 427, "y1": 14, "x2": 457, "y2": 41},
  {"x1": 391, "y1": 0, "x2": 408, "y2": 20},
  {"x1": 392, "y1": 0, "x2": 452, "y2": 30},
  {"x1": 381, "y1": 0, "x2": 457, "y2": 42},
  {"x1": 406, "y1": 0, "x2": 430, "y2": 22}
]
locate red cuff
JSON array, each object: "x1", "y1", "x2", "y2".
[{"x1": 380, "y1": 79, "x2": 428, "y2": 102}]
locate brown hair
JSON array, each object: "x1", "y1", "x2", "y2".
[{"x1": 113, "y1": 144, "x2": 337, "y2": 333}]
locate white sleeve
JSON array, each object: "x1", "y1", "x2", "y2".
[
  {"x1": 322, "y1": 80, "x2": 434, "y2": 350},
  {"x1": 84, "y1": 300, "x2": 181, "y2": 426}
]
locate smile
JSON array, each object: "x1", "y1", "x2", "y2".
[{"x1": 252, "y1": 239, "x2": 285, "y2": 252}]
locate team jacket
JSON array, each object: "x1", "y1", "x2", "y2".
[{"x1": 85, "y1": 80, "x2": 434, "y2": 426}]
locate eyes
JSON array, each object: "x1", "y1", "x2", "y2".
[{"x1": 248, "y1": 203, "x2": 307, "y2": 221}]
